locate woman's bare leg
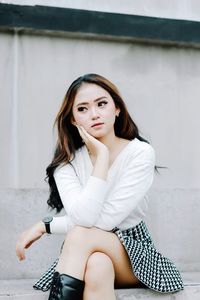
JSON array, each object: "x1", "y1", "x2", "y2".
[
  {"x1": 55, "y1": 226, "x2": 94, "y2": 279},
  {"x1": 83, "y1": 252, "x2": 116, "y2": 300},
  {"x1": 55, "y1": 226, "x2": 140, "y2": 288}
]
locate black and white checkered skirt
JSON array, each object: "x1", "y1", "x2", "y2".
[
  {"x1": 112, "y1": 221, "x2": 184, "y2": 293},
  {"x1": 33, "y1": 221, "x2": 184, "y2": 293}
]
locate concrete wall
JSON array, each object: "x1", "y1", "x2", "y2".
[
  {"x1": 1, "y1": 31, "x2": 200, "y2": 190},
  {"x1": 0, "y1": 2, "x2": 200, "y2": 279}
]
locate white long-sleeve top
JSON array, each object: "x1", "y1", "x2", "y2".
[{"x1": 50, "y1": 138, "x2": 155, "y2": 234}]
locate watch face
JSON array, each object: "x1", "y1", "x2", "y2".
[{"x1": 43, "y1": 216, "x2": 53, "y2": 223}]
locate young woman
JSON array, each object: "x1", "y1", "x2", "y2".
[{"x1": 16, "y1": 74, "x2": 184, "y2": 300}]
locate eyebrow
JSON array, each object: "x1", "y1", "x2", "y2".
[{"x1": 76, "y1": 97, "x2": 107, "y2": 107}]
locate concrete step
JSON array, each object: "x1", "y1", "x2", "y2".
[
  {"x1": 0, "y1": 273, "x2": 200, "y2": 300},
  {"x1": 1, "y1": 188, "x2": 200, "y2": 280}
]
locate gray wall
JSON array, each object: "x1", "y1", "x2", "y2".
[
  {"x1": 0, "y1": 2, "x2": 200, "y2": 279},
  {"x1": 1, "y1": 32, "x2": 200, "y2": 190}
]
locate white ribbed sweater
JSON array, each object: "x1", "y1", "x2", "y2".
[{"x1": 50, "y1": 138, "x2": 155, "y2": 234}]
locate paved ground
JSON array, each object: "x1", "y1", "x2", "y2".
[{"x1": 0, "y1": 272, "x2": 199, "y2": 300}]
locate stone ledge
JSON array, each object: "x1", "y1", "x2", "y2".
[{"x1": 1, "y1": 3, "x2": 200, "y2": 48}]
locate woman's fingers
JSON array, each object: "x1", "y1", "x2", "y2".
[
  {"x1": 80, "y1": 126, "x2": 93, "y2": 144},
  {"x1": 16, "y1": 238, "x2": 30, "y2": 260},
  {"x1": 16, "y1": 242, "x2": 25, "y2": 260},
  {"x1": 15, "y1": 231, "x2": 37, "y2": 260},
  {"x1": 76, "y1": 124, "x2": 108, "y2": 157},
  {"x1": 16, "y1": 232, "x2": 30, "y2": 260},
  {"x1": 79, "y1": 126, "x2": 91, "y2": 138},
  {"x1": 15, "y1": 222, "x2": 44, "y2": 262},
  {"x1": 76, "y1": 125, "x2": 96, "y2": 142},
  {"x1": 75, "y1": 125, "x2": 83, "y2": 138},
  {"x1": 76, "y1": 125, "x2": 89, "y2": 143}
]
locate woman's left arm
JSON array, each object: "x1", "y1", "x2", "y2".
[
  {"x1": 94, "y1": 144, "x2": 156, "y2": 231},
  {"x1": 50, "y1": 215, "x2": 73, "y2": 234}
]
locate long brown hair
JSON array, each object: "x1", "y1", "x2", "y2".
[{"x1": 46, "y1": 73, "x2": 149, "y2": 212}]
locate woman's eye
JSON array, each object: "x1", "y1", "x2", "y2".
[
  {"x1": 77, "y1": 101, "x2": 107, "y2": 112},
  {"x1": 77, "y1": 107, "x2": 87, "y2": 112},
  {"x1": 98, "y1": 101, "x2": 108, "y2": 107}
]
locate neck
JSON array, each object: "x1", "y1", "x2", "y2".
[{"x1": 97, "y1": 131, "x2": 121, "y2": 154}]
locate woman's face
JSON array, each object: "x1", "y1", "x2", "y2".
[{"x1": 71, "y1": 83, "x2": 120, "y2": 138}]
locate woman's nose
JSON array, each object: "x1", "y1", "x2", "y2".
[{"x1": 90, "y1": 107, "x2": 99, "y2": 119}]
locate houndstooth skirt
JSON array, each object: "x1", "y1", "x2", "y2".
[{"x1": 33, "y1": 220, "x2": 184, "y2": 293}]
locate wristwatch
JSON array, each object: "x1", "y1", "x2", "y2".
[{"x1": 42, "y1": 216, "x2": 53, "y2": 234}]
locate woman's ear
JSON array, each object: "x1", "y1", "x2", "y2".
[
  {"x1": 116, "y1": 108, "x2": 121, "y2": 117},
  {"x1": 70, "y1": 116, "x2": 77, "y2": 126}
]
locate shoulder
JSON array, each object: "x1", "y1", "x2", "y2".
[
  {"x1": 128, "y1": 138, "x2": 155, "y2": 164},
  {"x1": 54, "y1": 146, "x2": 85, "y2": 178}
]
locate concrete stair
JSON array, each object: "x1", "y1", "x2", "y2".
[
  {"x1": 0, "y1": 273, "x2": 200, "y2": 299},
  {"x1": 0, "y1": 188, "x2": 200, "y2": 299}
]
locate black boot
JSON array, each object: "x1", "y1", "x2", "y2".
[{"x1": 48, "y1": 271, "x2": 85, "y2": 300}]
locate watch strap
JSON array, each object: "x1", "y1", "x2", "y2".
[
  {"x1": 45, "y1": 222, "x2": 51, "y2": 234},
  {"x1": 42, "y1": 216, "x2": 53, "y2": 234}
]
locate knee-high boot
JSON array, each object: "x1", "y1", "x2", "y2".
[{"x1": 48, "y1": 271, "x2": 85, "y2": 300}]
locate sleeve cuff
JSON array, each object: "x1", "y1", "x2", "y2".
[{"x1": 50, "y1": 215, "x2": 73, "y2": 234}]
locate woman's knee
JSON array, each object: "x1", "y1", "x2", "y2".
[
  {"x1": 84, "y1": 252, "x2": 115, "y2": 289},
  {"x1": 61, "y1": 226, "x2": 91, "y2": 252}
]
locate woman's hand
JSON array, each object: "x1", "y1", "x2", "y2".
[
  {"x1": 76, "y1": 125, "x2": 109, "y2": 158},
  {"x1": 15, "y1": 221, "x2": 46, "y2": 261}
]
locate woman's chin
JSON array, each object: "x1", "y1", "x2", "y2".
[{"x1": 90, "y1": 132, "x2": 105, "y2": 139}]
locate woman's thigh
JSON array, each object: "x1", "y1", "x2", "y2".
[{"x1": 77, "y1": 226, "x2": 140, "y2": 288}]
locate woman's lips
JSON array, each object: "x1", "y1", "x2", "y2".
[{"x1": 91, "y1": 123, "x2": 104, "y2": 127}]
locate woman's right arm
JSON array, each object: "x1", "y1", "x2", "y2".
[
  {"x1": 16, "y1": 221, "x2": 46, "y2": 261},
  {"x1": 16, "y1": 125, "x2": 110, "y2": 259},
  {"x1": 54, "y1": 165, "x2": 108, "y2": 229},
  {"x1": 15, "y1": 214, "x2": 74, "y2": 261},
  {"x1": 52, "y1": 125, "x2": 110, "y2": 229},
  {"x1": 15, "y1": 145, "x2": 109, "y2": 260}
]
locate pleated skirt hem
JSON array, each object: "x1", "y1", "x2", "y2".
[{"x1": 112, "y1": 221, "x2": 184, "y2": 293}]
